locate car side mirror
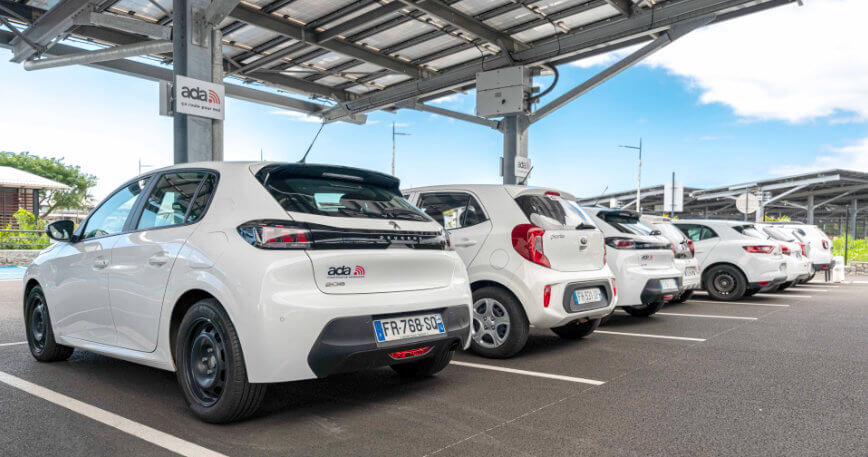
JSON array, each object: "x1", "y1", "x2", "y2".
[{"x1": 46, "y1": 220, "x2": 76, "y2": 242}]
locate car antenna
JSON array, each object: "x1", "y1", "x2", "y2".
[
  {"x1": 518, "y1": 166, "x2": 534, "y2": 185},
  {"x1": 592, "y1": 186, "x2": 608, "y2": 207},
  {"x1": 298, "y1": 120, "x2": 326, "y2": 164}
]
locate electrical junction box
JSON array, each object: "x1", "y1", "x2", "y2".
[{"x1": 476, "y1": 66, "x2": 532, "y2": 118}]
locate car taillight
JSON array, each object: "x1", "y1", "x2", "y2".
[
  {"x1": 603, "y1": 243, "x2": 607, "y2": 266},
  {"x1": 822, "y1": 240, "x2": 831, "y2": 250},
  {"x1": 238, "y1": 221, "x2": 312, "y2": 249},
  {"x1": 442, "y1": 228, "x2": 453, "y2": 251},
  {"x1": 543, "y1": 285, "x2": 552, "y2": 308},
  {"x1": 512, "y1": 224, "x2": 550, "y2": 268},
  {"x1": 780, "y1": 244, "x2": 791, "y2": 256},
  {"x1": 743, "y1": 245, "x2": 775, "y2": 254},
  {"x1": 610, "y1": 277, "x2": 617, "y2": 297},
  {"x1": 389, "y1": 347, "x2": 431, "y2": 359},
  {"x1": 605, "y1": 237, "x2": 636, "y2": 249},
  {"x1": 670, "y1": 242, "x2": 677, "y2": 255},
  {"x1": 687, "y1": 239, "x2": 695, "y2": 257},
  {"x1": 799, "y1": 242, "x2": 807, "y2": 257},
  {"x1": 544, "y1": 191, "x2": 560, "y2": 196}
]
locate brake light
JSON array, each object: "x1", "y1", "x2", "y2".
[
  {"x1": 670, "y1": 242, "x2": 677, "y2": 255},
  {"x1": 238, "y1": 222, "x2": 312, "y2": 249},
  {"x1": 603, "y1": 243, "x2": 607, "y2": 266},
  {"x1": 389, "y1": 347, "x2": 432, "y2": 359},
  {"x1": 687, "y1": 239, "x2": 695, "y2": 257},
  {"x1": 780, "y1": 244, "x2": 791, "y2": 256},
  {"x1": 822, "y1": 240, "x2": 831, "y2": 250},
  {"x1": 543, "y1": 285, "x2": 552, "y2": 308},
  {"x1": 757, "y1": 281, "x2": 770, "y2": 286},
  {"x1": 610, "y1": 278, "x2": 617, "y2": 297},
  {"x1": 743, "y1": 245, "x2": 775, "y2": 254},
  {"x1": 512, "y1": 224, "x2": 550, "y2": 268},
  {"x1": 544, "y1": 191, "x2": 560, "y2": 196},
  {"x1": 605, "y1": 237, "x2": 636, "y2": 249},
  {"x1": 799, "y1": 242, "x2": 807, "y2": 256}
]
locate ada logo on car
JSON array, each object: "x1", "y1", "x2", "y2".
[{"x1": 327, "y1": 265, "x2": 366, "y2": 278}]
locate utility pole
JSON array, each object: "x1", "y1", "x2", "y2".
[
  {"x1": 619, "y1": 138, "x2": 642, "y2": 212},
  {"x1": 138, "y1": 158, "x2": 153, "y2": 176},
  {"x1": 391, "y1": 121, "x2": 411, "y2": 176}
]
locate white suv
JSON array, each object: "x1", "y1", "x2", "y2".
[
  {"x1": 774, "y1": 223, "x2": 834, "y2": 279},
  {"x1": 674, "y1": 220, "x2": 788, "y2": 300},
  {"x1": 640, "y1": 215, "x2": 702, "y2": 303},
  {"x1": 755, "y1": 223, "x2": 812, "y2": 288},
  {"x1": 26, "y1": 162, "x2": 472, "y2": 423},
  {"x1": 405, "y1": 185, "x2": 616, "y2": 358},
  {"x1": 584, "y1": 209, "x2": 682, "y2": 317}
]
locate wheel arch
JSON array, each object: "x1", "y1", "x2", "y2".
[
  {"x1": 168, "y1": 289, "x2": 217, "y2": 365},
  {"x1": 469, "y1": 279, "x2": 529, "y2": 320},
  {"x1": 701, "y1": 261, "x2": 748, "y2": 288},
  {"x1": 23, "y1": 278, "x2": 40, "y2": 310}
]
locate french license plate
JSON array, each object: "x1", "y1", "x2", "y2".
[
  {"x1": 684, "y1": 267, "x2": 698, "y2": 277},
  {"x1": 574, "y1": 288, "x2": 603, "y2": 305},
  {"x1": 373, "y1": 313, "x2": 445, "y2": 343},
  {"x1": 660, "y1": 279, "x2": 678, "y2": 291}
]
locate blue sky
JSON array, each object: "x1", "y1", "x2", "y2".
[{"x1": 0, "y1": 0, "x2": 866, "y2": 201}]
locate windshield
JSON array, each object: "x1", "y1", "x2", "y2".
[
  {"x1": 514, "y1": 194, "x2": 597, "y2": 230},
  {"x1": 652, "y1": 222, "x2": 688, "y2": 244},
  {"x1": 762, "y1": 226, "x2": 795, "y2": 242},
  {"x1": 599, "y1": 212, "x2": 655, "y2": 236},
  {"x1": 261, "y1": 177, "x2": 429, "y2": 222},
  {"x1": 733, "y1": 225, "x2": 768, "y2": 239}
]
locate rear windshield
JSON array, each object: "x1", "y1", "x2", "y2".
[
  {"x1": 733, "y1": 225, "x2": 768, "y2": 239},
  {"x1": 261, "y1": 177, "x2": 429, "y2": 222},
  {"x1": 599, "y1": 212, "x2": 655, "y2": 236},
  {"x1": 762, "y1": 226, "x2": 795, "y2": 242},
  {"x1": 514, "y1": 194, "x2": 596, "y2": 230},
  {"x1": 652, "y1": 222, "x2": 688, "y2": 244}
]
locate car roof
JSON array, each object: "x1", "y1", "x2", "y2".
[
  {"x1": 404, "y1": 184, "x2": 576, "y2": 200},
  {"x1": 674, "y1": 219, "x2": 753, "y2": 226}
]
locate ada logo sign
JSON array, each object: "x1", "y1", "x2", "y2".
[
  {"x1": 327, "y1": 265, "x2": 366, "y2": 278},
  {"x1": 515, "y1": 156, "x2": 532, "y2": 178},
  {"x1": 175, "y1": 75, "x2": 225, "y2": 120}
]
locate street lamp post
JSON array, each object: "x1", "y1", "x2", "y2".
[
  {"x1": 619, "y1": 138, "x2": 642, "y2": 212},
  {"x1": 392, "y1": 121, "x2": 411, "y2": 176}
]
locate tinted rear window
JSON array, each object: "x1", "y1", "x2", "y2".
[
  {"x1": 514, "y1": 194, "x2": 595, "y2": 230},
  {"x1": 599, "y1": 212, "x2": 654, "y2": 235},
  {"x1": 261, "y1": 176, "x2": 429, "y2": 222},
  {"x1": 733, "y1": 225, "x2": 767, "y2": 239},
  {"x1": 653, "y1": 222, "x2": 688, "y2": 243},
  {"x1": 762, "y1": 226, "x2": 795, "y2": 242}
]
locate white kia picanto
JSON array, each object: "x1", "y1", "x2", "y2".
[{"x1": 24, "y1": 162, "x2": 472, "y2": 423}]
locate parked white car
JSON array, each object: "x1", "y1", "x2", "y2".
[
  {"x1": 25, "y1": 162, "x2": 472, "y2": 423},
  {"x1": 640, "y1": 215, "x2": 702, "y2": 303},
  {"x1": 584, "y1": 208, "x2": 681, "y2": 317},
  {"x1": 674, "y1": 220, "x2": 788, "y2": 300},
  {"x1": 773, "y1": 223, "x2": 834, "y2": 279},
  {"x1": 755, "y1": 223, "x2": 813, "y2": 288},
  {"x1": 404, "y1": 185, "x2": 616, "y2": 358}
]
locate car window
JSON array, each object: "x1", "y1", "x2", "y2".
[
  {"x1": 515, "y1": 194, "x2": 595, "y2": 230},
  {"x1": 137, "y1": 172, "x2": 207, "y2": 230},
  {"x1": 187, "y1": 174, "x2": 217, "y2": 223},
  {"x1": 417, "y1": 192, "x2": 487, "y2": 230},
  {"x1": 733, "y1": 224, "x2": 768, "y2": 239},
  {"x1": 676, "y1": 224, "x2": 718, "y2": 241},
  {"x1": 83, "y1": 178, "x2": 149, "y2": 239},
  {"x1": 653, "y1": 222, "x2": 688, "y2": 244},
  {"x1": 762, "y1": 226, "x2": 795, "y2": 242},
  {"x1": 598, "y1": 211, "x2": 654, "y2": 235}
]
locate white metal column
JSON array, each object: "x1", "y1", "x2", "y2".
[{"x1": 502, "y1": 113, "x2": 528, "y2": 185}]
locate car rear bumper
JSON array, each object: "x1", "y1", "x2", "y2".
[
  {"x1": 307, "y1": 305, "x2": 470, "y2": 378},
  {"x1": 614, "y1": 265, "x2": 682, "y2": 307},
  {"x1": 640, "y1": 277, "x2": 682, "y2": 305},
  {"x1": 750, "y1": 274, "x2": 787, "y2": 290}
]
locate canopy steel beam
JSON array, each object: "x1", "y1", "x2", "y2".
[
  {"x1": 397, "y1": 99, "x2": 500, "y2": 129},
  {"x1": 396, "y1": 0, "x2": 529, "y2": 52},
  {"x1": 205, "y1": 0, "x2": 241, "y2": 27},
  {"x1": 605, "y1": 0, "x2": 634, "y2": 16},
  {"x1": 73, "y1": 12, "x2": 171, "y2": 39},
  {"x1": 228, "y1": 4, "x2": 426, "y2": 78},
  {"x1": 693, "y1": 175, "x2": 841, "y2": 200},
  {"x1": 10, "y1": 0, "x2": 96, "y2": 62},
  {"x1": 529, "y1": 16, "x2": 710, "y2": 125},
  {"x1": 816, "y1": 185, "x2": 868, "y2": 208},
  {"x1": 317, "y1": 2, "x2": 404, "y2": 42},
  {"x1": 23, "y1": 39, "x2": 172, "y2": 70}
]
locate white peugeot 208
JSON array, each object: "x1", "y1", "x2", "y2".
[{"x1": 24, "y1": 162, "x2": 472, "y2": 423}]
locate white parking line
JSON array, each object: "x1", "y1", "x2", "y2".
[
  {"x1": 651, "y1": 312, "x2": 757, "y2": 321},
  {"x1": 755, "y1": 293, "x2": 812, "y2": 298},
  {"x1": 786, "y1": 288, "x2": 827, "y2": 292},
  {"x1": 450, "y1": 361, "x2": 605, "y2": 386},
  {"x1": 687, "y1": 300, "x2": 790, "y2": 308},
  {"x1": 594, "y1": 330, "x2": 706, "y2": 342},
  {"x1": 0, "y1": 341, "x2": 26, "y2": 347},
  {"x1": 0, "y1": 371, "x2": 227, "y2": 457}
]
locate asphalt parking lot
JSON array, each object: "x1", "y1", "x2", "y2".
[{"x1": 0, "y1": 279, "x2": 865, "y2": 457}]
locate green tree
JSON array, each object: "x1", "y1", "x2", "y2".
[
  {"x1": 0, "y1": 152, "x2": 97, "y2": 217},
  {"x1": 764, "y1": 214, "x2": 792, "y2": 222}
]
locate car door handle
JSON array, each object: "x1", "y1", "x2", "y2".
[
  {"x1": 148, "y1": 255, "x2": 170, "y2": 266},
  {"x1": 453, "y1": 238, "x2": 477, "y2": 248},
  {"x1": 93, "y1": 257, "x2": 109, "y2": 269}
]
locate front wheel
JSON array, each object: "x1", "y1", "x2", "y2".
[
  {"x1": 622, "y1": 300, "x2": 665, "y2": 317},
  {"x1": 469, "y1": 287, "x2": 529, "y2": 358},
  {"x1": 704, "y1": 265, "x2": 747, "y2": 301},
  {"x1": 391, "y1": 348, "x2": 454, "y2": 377},
  {"x1": 25, "y1": 286, "x2": 74, "y2": 362},
  {"x1": 667, "y1": 290, "x2": 694, "y2": 304},
  {"x1": 175, "y1": 298, "x2": 266, "y2": 423},
  {"x1": 551, "y1": 319, "x2": 600, "y2": 339}
]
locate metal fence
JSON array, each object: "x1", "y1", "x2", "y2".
[{"x1": 0, "y1": 229, "x2": 50, "y2": 250}]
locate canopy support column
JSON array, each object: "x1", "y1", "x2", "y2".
[{"x1": 502, "y1": 113, "x2": 528, "y2": 185}]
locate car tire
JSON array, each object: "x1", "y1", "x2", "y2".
[
  {"x1": 744, "y1": 287, "x2": 760, "y2": 297},
  {"x1": 704, "y1": 265, "x2": 747, "y2": 301},
  {"x1": 469, "y1": 286, "x2": 529, "y2": 359},
  {"x1": 622, "y1": 300, "x2": 665, "y2": 317},
  {"x1": 391, "y1": 348, "x2": 454, "y2": 377},
  {"x1": 25, "y1": 286, "x2": 74, "y2": 362},
  {"x1": 551, "y1": 319, "x2": 600, "y2": 339},
  {"x1": 667, "y1": 290, "x2": 694, "y2": 304},
  {"x1": 175, "y1": 298, "x2": 266, "y2": 423},
  {"x1": 807, "y1": 273, "x2": 816, "y2": 282}
]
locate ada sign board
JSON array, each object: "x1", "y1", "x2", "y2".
[
  {"x1": 515, "y1": 156, "x2": 532, "y2": 178},
  {"x1": 175, "y1": 75, "x2": 224, "y2": 120}
]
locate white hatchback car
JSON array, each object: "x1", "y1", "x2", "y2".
[
  {"x1": 774, "y1": 223, "x2": 834, "y2": 279},
  {"x1": 755, "y1": 223, "x2": 812, "y2": 288},
  {"x1": 404, "y1": 185, "x2": 616, "y2": 358},
  {"x1": 674, "y1": 220, "x2": 788, "y2": 300},
  {"x1": 640, "y1": 215, "x2": 702, "y2": 303},
  {"x1": 584, "y1": 209, "x2": 682, "y2": 317},
  {"x1": 26, "y1": 162, "x2": 472, "y2": 423}
]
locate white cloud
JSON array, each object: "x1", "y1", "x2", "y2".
[
  {"x1": 570, "y1": 46, "x2": 638, "y2": 69},
  {"x1": 429, "y1": 93, "x2": 460, "y2": 104},
  {"x1": 269, "y1": 110, "x2": 322, "y2": 123},
  {"x1": 572, "y1": 0, "x2": 868, "y2": 124},
  {"x1": 772, "y1": 137, "x2": 868, "y2": 175}
]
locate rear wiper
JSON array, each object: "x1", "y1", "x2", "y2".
[
  {"x1": 575, "y1": 223, "x2": 597, "y2": 230},
  {"x1": 381, "y1": 207, "x2": 426, "y2": 221}
]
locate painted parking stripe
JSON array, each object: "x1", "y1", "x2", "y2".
[
  {"x1": 785, "y1": 288, "x2": 827, "y2": 292},
  {"x1": 754, "y1": 293, "x2": 812, "y2": 298},
  {"x1": 0, "y1": 341, "x2": 26, "y2": 347},
  {"x1": 615, "y1": 310, "x2": 757, "y2": 320},
  {"x1": 687, "y1": 300, "x2": 790, "y2": 308},
  {"x1": 450, "y1": 361, "x2": 605, "y2": 386},
  {"x1": 0, "y1": 371, "x2": 228, "y2": 457},
  {"x1": 594, "y1": 330, "x2": 706, "y2": 342}
]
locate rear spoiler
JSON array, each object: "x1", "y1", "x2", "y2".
[{"x1": 255, "y1": 163, "x2": 401, "y2": 192}]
